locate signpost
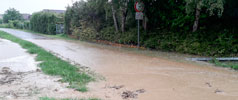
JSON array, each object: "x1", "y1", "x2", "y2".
[{"x1": 134, "y1": 1, "x2": 144, "y2": 48}]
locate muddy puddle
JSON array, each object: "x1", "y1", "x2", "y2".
[{"x1": 1, "y1": 28, "x2": 238, "y2": 100}]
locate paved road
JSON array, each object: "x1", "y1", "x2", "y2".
[
  {"x1": 0, "y1": 28, "x2": 47, "y2": 39},
  {"x1": 1, "y1": 28, "x2": 238, "y2": 100}
]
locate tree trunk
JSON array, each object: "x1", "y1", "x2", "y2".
[
  {"x1": 121, "y1": 1, "x2": 129, "y2": 33},
  {"x1": 192, "y1": 1, "x2": 202, "y2": 32},
  {"x1": 143, "y1": 8, "x2": 148, "y2": 32},
  {"x1": 111, "y1": 2, "x2": 119, "y2": 32},
  {"x1": 192, "y1": 8, "x2": 201, "y2": 32},
  {"x1": 121, "y1": 8, "x2": 128, "y2": 33}
]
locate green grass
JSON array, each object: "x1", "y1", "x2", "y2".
[
  {"x1": 211, "y1": 59, "x2": 238, "y2": 70},
  {"x1": 0, "y1": 31, "x2": 94, "y2": 92},
  {"x1": 39, "y1": 97, "x2": 100, "y2": 100}
]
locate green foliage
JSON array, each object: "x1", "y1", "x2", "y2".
[
  {"x1": 211, "y1": 59, "x2": 238, "y2": 70},
  {"x1": 8, "y1": 20, "x2": 24, "y2": 29},
  {"x1": 0, "y1": 19, "x2": 3, "y2": 24},
  {"x1": 64, "y1": 0, "x2": 238, "y2": 57},
  {"x1": 119, "y1": 28, "x2": 139, "y2": 44},
  {"x1": 64, "y1": 0, "x2": 107, "y2": 35},
  {"x1": 23, "y1": 21, "x2": 30, "y2": 29},
  {"x1": 185, "y1": 0, "x2": 225, "y2": 16},
  {"x1": 3, "y1": 8, "x2": 23, "y2": 23},
  {"x1": 30, "y1": 12, "x2": 59, "y2": 34},
  {"x1": 99, "y1": 26, "x2": 118, "y2": 42},
  {"x1": 0, "y1": 20, "x2": 29, "y2": 30}
]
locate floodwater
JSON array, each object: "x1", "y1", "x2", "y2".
[
  {"x1": 0, "y1": 39, "x2": 37, "y2": 72},
  {"x1": 0, "y1": 38, "x2": 73, "y2": 100},
  {"x1": 1, "y1": 28, "x2": 238, "y2": 100}
]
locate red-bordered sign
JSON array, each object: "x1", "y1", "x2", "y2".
[{"x1": 134, "y1": 2, "x2": 144, "y2": 12}]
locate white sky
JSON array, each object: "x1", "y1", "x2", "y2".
[{"x1": 0, "y1": 0, "x2": 79, "y2": 14}]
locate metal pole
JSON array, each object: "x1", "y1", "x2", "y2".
[{"x1": 138, "y1": 20, "x2": 140, "y2": 47}]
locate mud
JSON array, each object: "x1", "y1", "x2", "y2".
[{"x1": 1, "y1": 28, "x2": 238, "y2": 100}]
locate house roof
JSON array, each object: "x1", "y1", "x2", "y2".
[
  {"x1": 21, "y1": 14, "x2": 31, "y2": 20},
  {"x1": 42, "y1": 9, "x2": 65, "y2": 14}
]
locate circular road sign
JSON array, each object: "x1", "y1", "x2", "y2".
[{"x1": 134, "y1": 2, "x2": 144, "y2": 12}]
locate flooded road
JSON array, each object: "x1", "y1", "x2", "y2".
[{"x1": 1, "y1": 28, "x2": 238, "y2": 100}]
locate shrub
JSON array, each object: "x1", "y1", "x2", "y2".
[
  {"x1": 30, "y1": 12, "x2": 59, "y2": 34},
  {"x1": 0, "y1": 19, "x2": 3, "y2": 24},
  {"x1": 23, "y1": 21, "x2": 30, "y2": 29},
  {"x1": 72, "y1": 21, "x2": 98, "y2": 41},
  {"x1": 99, "y1": 26, "x2": 118, "y2": 42}
]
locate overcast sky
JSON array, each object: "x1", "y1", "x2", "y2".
[{"x1": 0, "y1": 0, "x2": 79, "y2": 14}]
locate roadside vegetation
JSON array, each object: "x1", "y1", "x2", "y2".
[
  {"x1": 30, "y1": 12, "x2": 64, "y2": 34},
  {"x1": 0, "y1": 31, "x2": 94, "y2": 92},
  {"x1": 211, "y1": 59, "x2": 238, "y2": 70},
  {"x1": 0, "y1": 8, "x2": 30, "y2": 29},
  {"x1": 63, "y1": 0, "x2": 238, "y2": 57}
]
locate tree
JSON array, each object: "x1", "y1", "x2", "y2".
[
  {"x1": 0, "y1": 19, "x2": 3, "y2": 24},
  {"x1": 119, "y1": 0, "x2": 130, "y2": 33},
  {"x1": 3, "y1": 8, "x2": 23, "y2": 23},
  {"x1": 30, "y1": 12, "x2": 58, "y2": 34},
  {"x1": 110, "y1": 0, "x2": 119, "y2": 32},
  {"x1": 185, "y1": 0, "x2": 225, "y2": 32}
]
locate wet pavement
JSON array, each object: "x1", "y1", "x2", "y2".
[
  {"x1": 0, "y1": 39, "x2": 37, "y2": 72},
  {"x1": 0, "y1": 29, "x2": 47, "y2": 40},
  {"x1": 1, "y1": 28, "x2": 238, "y2": 100}
]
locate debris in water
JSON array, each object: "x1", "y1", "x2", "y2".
[
  {"x1": 0, "y1": 67, "x2": 23, "y2": 85},
  {"x1": 110, "y1": 85, "x2": 124, "y2": 90},
  {"x1": 121, "y1": 90, "x2": 138, "y2": 99},
  {"x1": 135, "y1": 89, "x2": 146, "y2": 93},
  {"x1": 214, "y1": 89, "x2": 224, "y2": 94},
  {"x1": 205, "y1": 82, "x2": 212, "y2": 87},
  {"x1": 1, "y1": 67, "x2": 12, "y2": 74}
]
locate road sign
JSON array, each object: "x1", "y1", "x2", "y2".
[
  {"x1": 134, "y1": 2, "x2": 144, "y2": 12},
  {"x1": 135, "y1": 12, "x2": 143, "y2": 20},
  {"x1": 134, "y1": 1, "x2": 144, "y2": 48}
]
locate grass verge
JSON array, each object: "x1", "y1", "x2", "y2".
[
  {"x1": 0, "y1": 31, "x2": 93, "y2": 92},
  {"x1": 211, "y1": 59, "x2": 238, "y2": 70}
]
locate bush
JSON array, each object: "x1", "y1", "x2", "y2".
[
  {"x1": 0, "y1": 19, "x2": 3, "y2": 24},
  {"x1": 119, "y1": 28, "x2": 138, "y2": 45},
  {"x1": 144, "y1": 36, "x2": 160, "y2": 49},
  {"x1": 8, "y1": 20, "x2": 24, "y2": 29},
  {"x1": 99, "y1": 26, "x2": 118, "y2": 42},
  {"x1": 0, "y1": 24, "x2": 9, "y2": 28},
  {"x1": 72, "y1": 21, "x2": 98, "y2": 41},
  {"x1": 23, "y1": 21, "x2": 30, "y2": 29},
  {"x1": 30, "y1": 12, "x2": 59, "y2": 35}
]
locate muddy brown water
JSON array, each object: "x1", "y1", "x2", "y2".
[{"x1": 1, "y1": 28, "x2": 238, "y2": 100}]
